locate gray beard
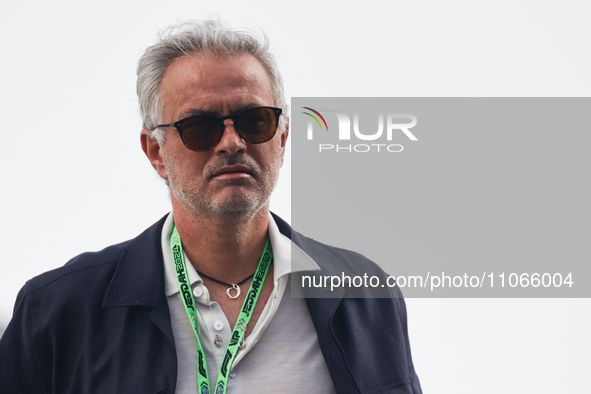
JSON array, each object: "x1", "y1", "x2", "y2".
[{"x1": 164, "y1": 154, "x2": 280, "y2": 225}]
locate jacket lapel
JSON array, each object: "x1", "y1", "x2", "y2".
[
  {"x1": 102, "y1": 214, "x2": 175, "y2": 346},
  {"x1": 272, "y1": 213, "x2": 360, "y2": 393}
]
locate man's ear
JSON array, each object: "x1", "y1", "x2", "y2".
[
  {"x1": 279, "y1": 121, "x2": 289, "y2": 165},
  {"x1": 140, "y1": 129, "x2": 168, "y2": 180}
]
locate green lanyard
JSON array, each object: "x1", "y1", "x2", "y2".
[{"x1": 170, "y1": 224, "x2": 273, "y2": 394}]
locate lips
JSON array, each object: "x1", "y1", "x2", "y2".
[{"x1": 212, "y1": 165, "x2": 253, "y2": 179}]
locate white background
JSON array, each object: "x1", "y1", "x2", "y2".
[{"x1": 1, "y1": 1, "x2": 589, "y2": 393}]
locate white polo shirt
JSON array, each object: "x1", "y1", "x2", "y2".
[{"x1": 161, "y1": 213, "x2": 336, "y2": 394}]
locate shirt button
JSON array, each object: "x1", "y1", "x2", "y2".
[
  {"x1": 193, "y1": 286, "x2": 203, "y2": 297},
  {"x1": 230, "y1": 371, "x2": 236, "y2": 378},
  {"x1": 214, "y1": 320, "x2": 224, "y2": 331}
]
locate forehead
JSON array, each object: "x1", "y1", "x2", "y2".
[{"x1": 159, "y1": 53, "x2": 275, "y2": 118}]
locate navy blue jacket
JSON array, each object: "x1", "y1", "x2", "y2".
[{"x1": 0, "y1": 214, "x2": 421, "y2": 394}]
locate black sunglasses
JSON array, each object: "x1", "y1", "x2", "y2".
[{"x1": 155, "y1": 106, "x2": 282, "y2": 152}]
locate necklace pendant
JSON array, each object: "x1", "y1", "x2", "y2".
[
  {"x1": 227, "y1": 284, "x2": 240, "y2": 299},
  {"x1": 239, "y1": 340, "x2": 246, "y2": 350}
]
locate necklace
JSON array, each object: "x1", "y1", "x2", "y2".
[{"x1": 196, "y1": 270, "x2": 257, "y2": 299}]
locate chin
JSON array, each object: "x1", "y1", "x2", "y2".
[
  {"x1": 211, "y1": 195, "x2": 268, "y2": 216},
  {"x1": 180, "y1": 192, "x2": 269, "y2": 219},
  {"x1": 170, "y1": 177, "x2": 275, "y2": 219}
]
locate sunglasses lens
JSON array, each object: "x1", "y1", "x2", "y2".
[
  {"x1": 176, "y1": 107, "x2": 280, "y2": 151},
  {"x1": 236, "y1": 107, "x2": 278, "y2": 143},
  {"x1": 180, "y1": 116, "x2": 222, "y2": 151}
]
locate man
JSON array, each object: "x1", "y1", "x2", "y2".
[{"x1": 0, "y1": 20, "x2": 421, "y2": 394}]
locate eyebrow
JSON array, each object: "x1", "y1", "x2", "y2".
[
  {"x1": 179, "y1": 108, "x2": 217, "y2": 118},
  {"x1": 179, "y1": 103, "x2": 265, "y2": 119}
]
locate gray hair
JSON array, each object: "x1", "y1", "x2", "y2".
[{"x1": 137, "y1": 19, "x2": 288, "y2": 145}]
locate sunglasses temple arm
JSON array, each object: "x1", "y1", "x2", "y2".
[{"x1": 154, "y1": 123, "x2": 176, "y2": 129}]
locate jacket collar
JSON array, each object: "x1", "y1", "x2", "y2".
[{"x1": 103, "y1": 213, "x2": 340, "y2": 307}]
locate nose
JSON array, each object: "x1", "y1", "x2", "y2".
[{"x1": 214, "y1": 119, "x2": 247, "y2": 155}]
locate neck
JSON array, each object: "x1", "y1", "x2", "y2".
[{"x1": 170, "y1": 197, "x2": 270, "y2": 282}]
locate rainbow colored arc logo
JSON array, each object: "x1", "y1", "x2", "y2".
[{"x1": 302, "y1": 107, "x2": 329, "y2": 131}]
